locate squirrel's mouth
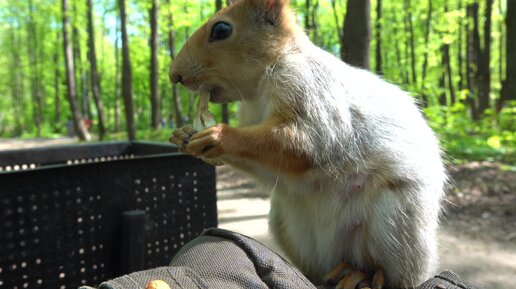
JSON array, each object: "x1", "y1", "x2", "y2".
[{"x1": 184, "y1": 81, "x2": 226, "y2": 104}]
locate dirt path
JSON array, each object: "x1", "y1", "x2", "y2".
[
  {"x1": 217, "y1": 163, "x2": 516, "y2": 289},
  {"x1": 0, "y1": 138, "x2": 75, "y2": 150}
]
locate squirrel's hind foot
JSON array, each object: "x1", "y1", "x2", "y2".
[{"x1": 322, "y1": 262, "x2": 384, "y2": 289}]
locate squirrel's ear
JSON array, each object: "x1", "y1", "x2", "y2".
[
  {"x1": 228, "y1": 0, "x2": 239, "y2": 5},
  {"x1": 249, "y1": 0, "x2": 289, "y2": 25}
]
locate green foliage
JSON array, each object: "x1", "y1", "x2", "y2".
[
  {"x1": 425, "y1": 102, "x2": 516, "y2": 163},
  {"x1": 0, "y1": 0, "x2": 514, "y2": 163}
]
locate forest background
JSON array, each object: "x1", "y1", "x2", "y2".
[{"x1": 0, "y1": 0, "x2": 514, "y2": 164}]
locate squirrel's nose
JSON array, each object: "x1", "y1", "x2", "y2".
[
  {"x1": 169, "y1": 71, "x2": 183, "y2": 84},
  {"x1": 170, "y1": 71, "x2": 183, "y2": 85}
]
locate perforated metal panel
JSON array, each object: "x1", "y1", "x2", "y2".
[{"x1": 0, "y1": 142, "x2": 217, "y2": 289}]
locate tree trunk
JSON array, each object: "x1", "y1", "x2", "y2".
[
  {"x1": 405, "y1": 0, "x2": 417, "y2": 85},
  {"x1": 28, "y1": 0, "x2": 42, "y2": 137},
  {"x1": 457, "y1": 0, "x2": 464, "y2": 92},
  {"x1": 446, "y1": 44, "x2": 456, "y2": 105},
  {"x1": 114, "y1": 16, "x2": 120, "y2": 132},
  {"x1": 119, "y1": 0, "x2": 136, "y2": 140},
  {"x1": 391, "y1": 3, "x2": 407, "y2": 84},
  {"x1": 311, "y1": 0, "x2": 320, "y2": 43},
  {"x1": 476, "y1": 0, "x2": 493, "y2": 116},
  {"x1": 305, "y1": 0, "x2": 311, "y2": 32},
  {"x1": 341, "y1": 0, "x2": 371, "y2": 69},
  {"x1": 441, "y1": 2, "x2": 455, "y2": 105},
  {"x1": 330, "y1": 0, "x2": 342, "y2": 44},
  {"x1": 439, "y1": 42, "x2": 455, "y2": 106},
  {"x1": 439, "y1": 45, "x2": 447, "y2": 106},
  {"x1": 86, "y1": 0, "x2": 107, "y2": 140},
  {"x1": 166, "y1": 0, "x2": 183, "y2": 128},
  {"x1": 72, "y1": 1, "x2": 91, "y2": 120},
  {"x1": 9, "y1": 26, "x2": 22, "y2": 135},
  {"x1": 62, "y1": 0, "x2": 90, "y2": 141},
  {"x1": 467, "y1": 3, "x2": 480, "y2": 119},
  {"x1": 54, "y1": 33, "x2": 61, "y2": 125},
  {"x1": 421, "y1": 0, "x2": 433, "y2": 84},
  {"x1": 375, "y1": 0, "x2": 382, "y2": 74},
  {"x1": 498, "y1": 0, "x2": 504, "y2": 85},
  {"x1": 149, "y1": 0, "x2": 160, "y2": 129},
  {"x1": 303, "y1": 0, "x2": 319, "y2": 41},
  {"x1": 499, "y1": 0, "x2": 516, "y2": 110}
]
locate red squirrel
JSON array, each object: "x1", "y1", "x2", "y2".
[{"x1": 169, "y1": 0, "x2": 446, "y2": 288}]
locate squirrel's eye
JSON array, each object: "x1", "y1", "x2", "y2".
[{"x1": 209, "y1": 22, "x2": 232, "y2": 42}]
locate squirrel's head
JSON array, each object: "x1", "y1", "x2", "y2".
[{"x1": 170, "y1": 0, "x2": 300, "y2": 103}]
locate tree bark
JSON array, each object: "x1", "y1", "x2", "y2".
[
  {"x1": 149, "y1": 0, "x2": 160, "y2": 129},
  {"x1": 476, "y1": 0, "x2": 493, "y2": 116},
  {"x1": 375, "y1": 0, "x2": 382, "y2": 74},
  {"x1": 28, "y1": 0, "x2": 43, "y2": 137},
  {"x1": 72, "y1": 1, "x2": 91, "y2": 120},
  {"x1": 457, "y1": 0, "x2": 464, "y2": 92},
  {"x1": 86, "y1": 0, "x2": 107, "y2": 139},
  {"x1": 440, "y1": 42, "x2": 455, "y2": 106},
  {"x1": 391, "y1": 3, "x2": 408, "y2": 84},
  {"x1": 62, "y1": 0, "x2": 90, "y2": 141},
  {"x1": 166, "y1": 0, "x2": 183, "y2": 128},
  {"x1": 330, "y1": 0, "x2": 342, "y2": 44},
  {"x1": 498, "y1": 0, "x2": 504, "y2": 83},
  {"x1": 305, "y1": 0, "x2": 311, "y2": 32},
  {"x1": 54, "y1": 32, "x2": 61, "y2": 125},
  {"x1": 446, "y1": 43, "x2": 456, "y2": 105},
  {"x1": 9, "y1": 26, "x2": 22, "y2": 135},
  {"x1": 499, "y1": 0, "x2": 516, "y2": 110},
  {"x1": 421, "y1": 0, "x2": 433, "y2": 84},
  {"x1": 311, "y1": 0, "x2": 320, "y2": 43},
  {"x1": 119, "y1": 0, "x2": 136, "y2": 140},
  {"x1": 441, "y1": 2, "x2": 455, "y2": 105},
  {"x1": 405, "y1": 0, "x2": 417, "y2": 85},
  {"x1": 439, "y1": 45, "x2": 447, "y2": 106},
  {"x1": 341, "y1": 0, "x2": 371, "y2": 69},
  {"x1": 114, "y1": 15, "x2": 120, "y2": 132},
  {"x1": 467, "y1": 2, "x2": 480, "y2": 119},
  {"x1": 466, "y1": 1, "x2": 492, "y2": 119}
]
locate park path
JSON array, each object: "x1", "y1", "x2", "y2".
[{"x1": 216, "y1": 166, "x2": 516, "y2": 289}]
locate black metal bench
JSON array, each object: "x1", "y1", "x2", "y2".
[{"x1": 0, "y1": 141, "x2": 217, "y2": 289}]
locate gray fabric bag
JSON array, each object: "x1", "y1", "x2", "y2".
[
  {"x1": 95, "y1": 228, "x2": 316, "y2": 289},
  {"x1": 84, "y1": 228, "x2": 480, "y2": 289}
]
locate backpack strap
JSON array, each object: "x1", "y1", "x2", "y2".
[{"x1": 416, "y1": 271, "x2": 482, "y2": 289}]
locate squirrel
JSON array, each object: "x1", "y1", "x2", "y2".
[{"x1": 169, "y1": 0, "x2": 446, "y2": 288}]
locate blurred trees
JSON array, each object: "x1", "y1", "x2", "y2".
[{"x1": 0, "y1": 0, "x2": 513, "y2": 160}]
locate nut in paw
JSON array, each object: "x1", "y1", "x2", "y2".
[{"x1": 185, "y1": 124, "x2": 228, "y2": 159}]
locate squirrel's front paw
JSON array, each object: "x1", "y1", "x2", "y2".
[
  {"x1": 169, "y1": 125, "x2": 198, "y2": 151},
  {"x1": 185, "y1": 124, "x2": 228, "y2": 159}
]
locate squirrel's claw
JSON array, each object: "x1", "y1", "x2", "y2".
[
  {"x1": 323, "y1": 262, "x2": 382, "y2": 289},
  {"x1": 185, "y1": 124, "x2": 226, "y2": 159},
  {"x1": 170, "y1": 125, "x2": 198, "y2": 151}
]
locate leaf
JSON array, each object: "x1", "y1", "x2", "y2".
[{"x1": 487, "y1": 136, "x2": 502, "y2": 149}]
